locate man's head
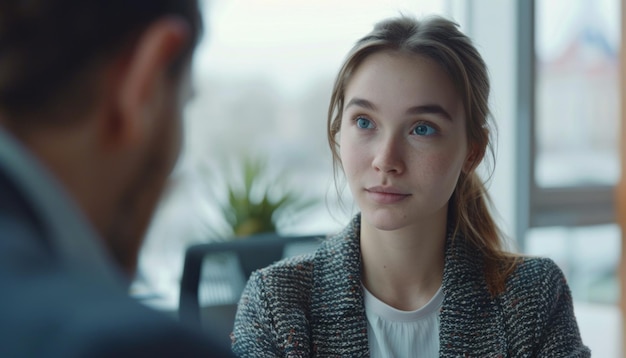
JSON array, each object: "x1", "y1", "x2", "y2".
[{"x1": 0, "y1": 0, "x2": 202, "y2": 274}]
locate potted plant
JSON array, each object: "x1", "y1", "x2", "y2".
[{"x1": 203, "y1": 155, "x2": 318, "y2": 239}]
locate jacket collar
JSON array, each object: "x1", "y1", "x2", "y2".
[
  {"x1": 0, "y1": 127, "x2": 126, "y2": 291},
  {"x1": 439, "y1": 231, "x2": 506, "y2": 356},
  {"x1": 310, "y1": 215, "x2": 369, "y2": 356},
  {"x1": 310, "y1": 215, "x2": 505, "y2": 357}
]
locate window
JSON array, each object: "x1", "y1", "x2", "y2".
[
  {"x1": 533, "y1": 0, "x2": 619, "y2": 228},
  {"x1": 517, "y1": 0, "x2": 621, "y2": 304},
  {"x1": 535, "y1": 0, "x2": 620, "y2": 188}
]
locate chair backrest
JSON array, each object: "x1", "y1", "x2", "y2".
[{"x1": 178, "y1": 233, "x2": 322, "y2": 331}]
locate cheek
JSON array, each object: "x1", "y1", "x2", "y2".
[
  {"x1": 160, "y1": 79, "x2": 187, "y2": 173},
  {"x1": 160, "y1": 102, "x2": 184, "y2": 174},
  {"x1": 421, "y1": 149, "x2": 467, "y2": 192},
  {"x1": 169, "y1": 114, "x2": 183, "y2": 168},
  {"x1": 339, "y1": 133, "x2": 365, "y2": 178}
]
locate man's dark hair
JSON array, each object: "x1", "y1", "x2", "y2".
[{"x1": 0, "y1": 0, "x2": 202, "y2": 120}]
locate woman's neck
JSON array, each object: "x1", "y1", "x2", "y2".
[{"x1": 359, "y1": 215, "x2": 447, "y2": 311}]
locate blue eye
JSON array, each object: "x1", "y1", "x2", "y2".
[
  {"x1": 356, "y1": 117, "x2": 374, "y2": 129},
  {"x1": 412, "y1": 124, "x2": 437, "y2": 136}
]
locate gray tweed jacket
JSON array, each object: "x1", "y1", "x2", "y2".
[{"x1": 231, "y1": 216, "x2": 590, "y2": 357}]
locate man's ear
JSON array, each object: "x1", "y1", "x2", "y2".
[
  {"x1": 463, "y1": 144, "x2": 485, "y2": 173},
  {"x1": 109, "y1": 17, "x2": 191, "y2": 147}
]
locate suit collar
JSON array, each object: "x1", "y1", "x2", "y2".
[{"x1": 0, "y1": 127, "x2": 126, "y2": 291}]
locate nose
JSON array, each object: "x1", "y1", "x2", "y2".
[{"x1": 372, "y1": 135, "x2": 405, "y2": 174}]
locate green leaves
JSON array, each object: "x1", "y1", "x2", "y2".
[{"x1": 211, "y1": 156, "x2": 318, "y2": 238}]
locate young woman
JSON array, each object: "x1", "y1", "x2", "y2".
[{"x1": 231, "y1": 15, "x2": 590, "y2": 357}]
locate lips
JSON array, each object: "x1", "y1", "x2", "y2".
[{"x1": 365, "y1": 186, "x2": 411, "y2": 204}]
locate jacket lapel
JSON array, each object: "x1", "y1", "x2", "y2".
[
  {"x1": 309, "y1": 216, "x2": 507, "y2": 357},
  {"x1": 439, "y1": 234, "x2": 507, "y2": 357},
  {"x1": 310, "y1": 216, "x2": 369, "y2": 357}
]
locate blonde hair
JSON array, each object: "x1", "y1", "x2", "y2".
[{"x1": 327, "y1": 15, "x2": 518, "y2": 295}]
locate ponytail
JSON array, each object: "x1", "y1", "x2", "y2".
[{"x1": 450, "y1": 171, "x2": 519, "y2": 296}]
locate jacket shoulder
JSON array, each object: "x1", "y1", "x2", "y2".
[
  {"x1": 506, "y1": 256, "x2": 568, "y2": 296},
  {"x1": 503, "y1": 256, "x2": 571, "y2": 313},
  {"x1": 0, "y1": 262, "x2": 234, "y2": 357},
  {"x1": 500, "y1": 257, "x2": 589, "y2": 356},
  {"x1": 232, "y1": 253, "x2": 316, "y2": 357},
  {"x1": 48, "y1": 295, "x2": 235, "y2": 357},
  {"x1": 250, "y1": 252, "x2": 316, "y2": 298}
]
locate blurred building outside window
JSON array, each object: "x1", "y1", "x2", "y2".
[{"x1": 535, "y1": 0, "x2": 620, "y2": 188}]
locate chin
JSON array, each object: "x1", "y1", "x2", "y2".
[{"x1": 361, "y1": 208, "x2": 411, "y2": 232}]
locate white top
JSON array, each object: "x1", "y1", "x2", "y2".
[{"x1": 363, "y1": 284, "x2": 444, "y2": 358}]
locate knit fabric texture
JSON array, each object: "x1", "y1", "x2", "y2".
[{"x1": 231, "y1": 215, "x2": 590, "y2": 357}]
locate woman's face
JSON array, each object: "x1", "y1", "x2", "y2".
[{"x1": 339, "y1": 51, "x2": 470, "y2": 232}]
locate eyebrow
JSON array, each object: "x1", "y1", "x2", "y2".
[{"x1": 344, "y1": 97, "x2": 453, "y2": 121}]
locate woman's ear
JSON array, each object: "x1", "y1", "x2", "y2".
[{"x1": 463, "y1": 144, "x2": 485, "y2": 173}]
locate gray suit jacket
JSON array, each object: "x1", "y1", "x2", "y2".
[
  {"x1": 232, "y1": 215, "x2": 591, "y2": 357},
  {"x1": 0, "y1": 128, "x2": 234, "y2": 357}
]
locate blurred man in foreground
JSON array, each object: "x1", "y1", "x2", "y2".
[{"x1": 0, "y1": 1, "x2": 233, "y2": 356}]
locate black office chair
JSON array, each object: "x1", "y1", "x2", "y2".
[{"x1": 178, "y1": 233, "x2": 322, "y2": 342}]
